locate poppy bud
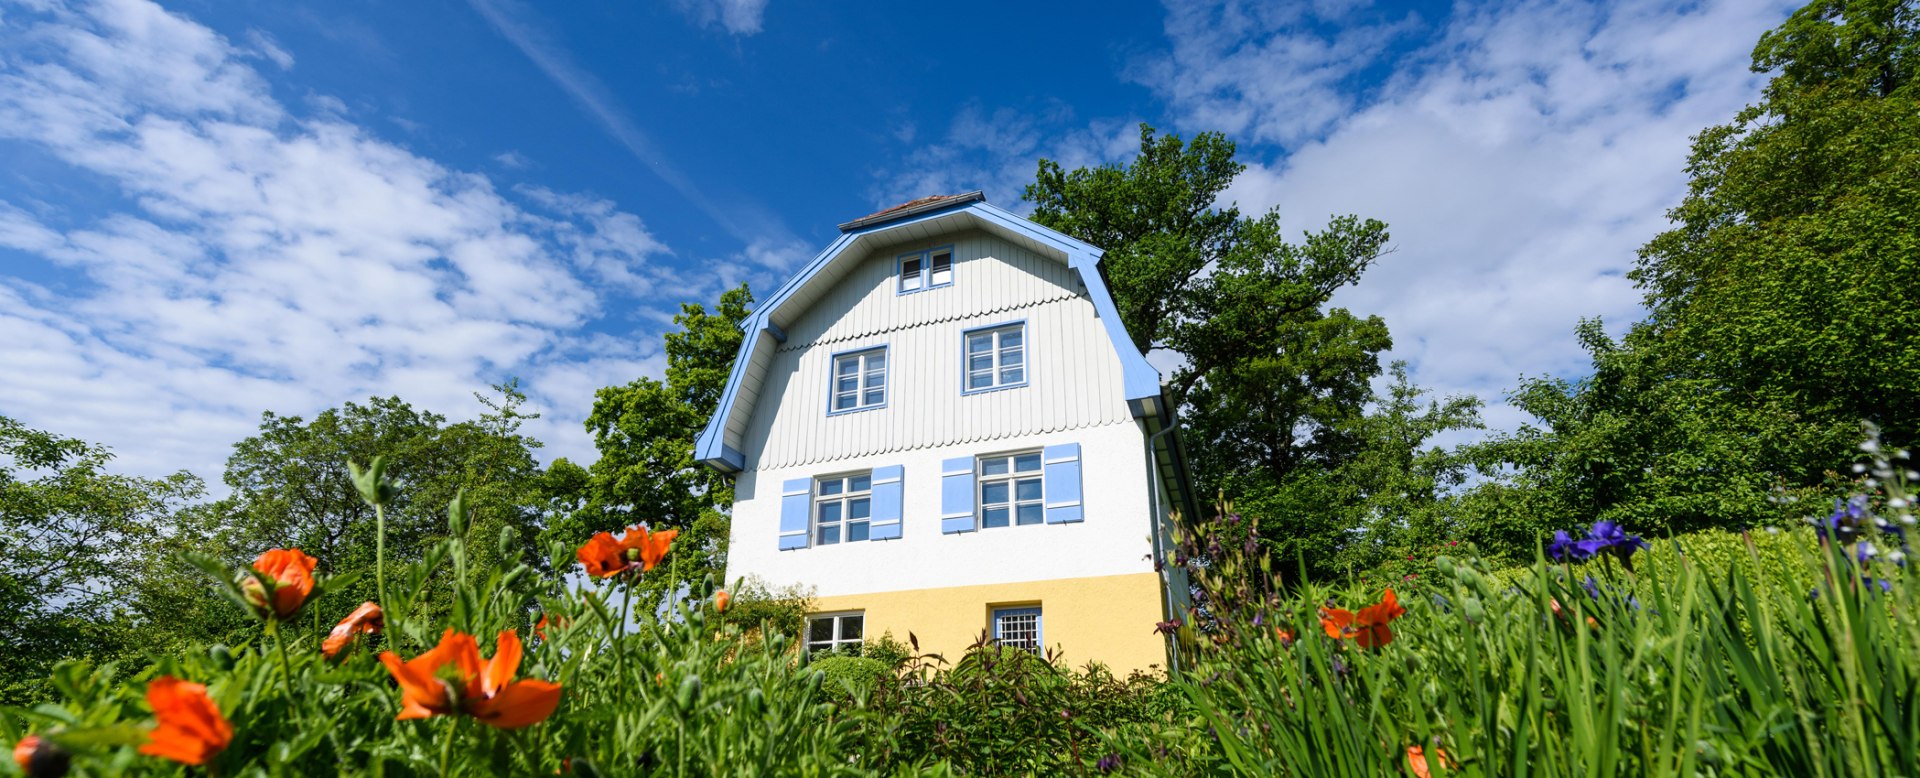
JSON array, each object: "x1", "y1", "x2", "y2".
[{"x1": 208, "y1": 644, "x2": 235, "y2": 671}]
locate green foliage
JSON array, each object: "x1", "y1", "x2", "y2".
[
  {"x1": 808, "y1": 656, "x2": 889, "y2": 701},
  {"x1": 716, "y1": 575, "x2": 814, "y2": 641},
  {"x1": 550, "y1": 284, "x2": 753, "y2": 600},
  {"x1": 1139, "y1": 452, "x2": 1920, "y2": 776},
  {"x1": 1024, "y1": 124, "x2": 1389, "y2": 415},
  {"x1": 854, "y1": 641, "x2": 1178, "y2": 775},
  {"x1": 0, "y1": 416, "x2": 205, "y2": 705}
]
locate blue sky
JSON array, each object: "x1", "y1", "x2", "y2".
[{"x1": 0, "y1": 0, "x2": 1799, "y2": 482}]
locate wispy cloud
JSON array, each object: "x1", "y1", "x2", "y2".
[
  {"x1": 465, "y1": 0, "x2": 795, "y2": 249},
  {"x1": 670, "y1": 0, "x2": 770, "y2": 37},
  {"x1": 0, "y1": 0, "x2": 676, "y2": 479}
]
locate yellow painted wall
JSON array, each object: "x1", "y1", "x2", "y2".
[{"x1": 810, "y1": 571, "x2": 1170, "y2": 675}]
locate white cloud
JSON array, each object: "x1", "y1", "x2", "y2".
[
  {"x1": 1165, "y1": 0, "x2": 1797, "y2": 435},
  {"x1": 669, "y1": 0, "x2": 770, "y2": 37},
  {"x1": 0, "y1": 0, "x2": 677, "y2": 480}
]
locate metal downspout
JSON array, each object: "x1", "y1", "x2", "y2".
[{"x1": 1144, "y1": 418, "x2": 1182, "y2": 678}]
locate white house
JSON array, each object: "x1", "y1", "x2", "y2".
[{"x1": 696, "y1": 192, "x2": 1195, "y2": 673}]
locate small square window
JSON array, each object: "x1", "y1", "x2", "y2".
[
  {"x1": 807, "y1": 612, "x2": 865, "y2": 655},
  {"x1": 992, "y1": 607, "x2": 1041, "y2": 654},
  {"x1": 815, "y1": 472, "x2": 873, "y2": 545},
  {"x1": 898, "y1": 248, "x2": 954, "y2": 294},
  {"x1": 963, "y1": 323, "x2": 1027, "y2": 393},
  {"x1": 830, "y1": 347, "x2": 886, "y2": 413},
  {"x1": 978, "y1": 451, "x2": 1044, "y2": 529}
]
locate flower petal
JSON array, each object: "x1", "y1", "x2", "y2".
[{"x1": 470, "y1": 679, "x2": 563, "y2": 729}]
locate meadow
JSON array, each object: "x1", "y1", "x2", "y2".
[{"x1": 7, "y1": 438, "x2": 1914, "y2": 777}]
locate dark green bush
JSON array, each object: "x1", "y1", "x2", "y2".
[{"x1": 810, "y1": 655, "x2": 889, "y2": 701}]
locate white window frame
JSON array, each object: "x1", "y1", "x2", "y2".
[
  {"x1": 897, "y1": 246, "x2": 954, "y2": 294},
  {"x1": 828, "y1": 346, "x2": 887, "y2": 414},
  {"x1": 962, "y1": 322, "x2": 1028, "y2": 394},
  {"x1": 976, "y1": 450, "x2": 1045, "y2": 530},
  {"x1": 992, "y1": 606, "x2": 1042, "y2": 654},
  {"x1": 813, "y1": 471, "x2": 873, "y2": 545},
  {"x1": 807, "y1": 611, "x2": 865, "y2": 655}
]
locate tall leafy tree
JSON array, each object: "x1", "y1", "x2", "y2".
[
  {"x1": 1635, "y1": 0, "x2": 1919, "y2": 448},
  {"x1": 1025, "y1": 125, "x2": 1391, "y2": 413},
  {"x1": 550, "y1": 284, "x2": 752, "y2": 589},
  {"x1": 199, "y1": 386, "x2": 552, "y2": 620},
  {"x1": 0, "y1": 416, "x2": 203, "y2": 703}
]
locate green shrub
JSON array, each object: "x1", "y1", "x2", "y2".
[{"x1": 809, "y1": 655, "x2": 890, "y2": 701}]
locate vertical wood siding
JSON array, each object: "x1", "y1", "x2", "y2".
[{"x1": 740, "y1": 231, "x2": 1134, "y2": 470}]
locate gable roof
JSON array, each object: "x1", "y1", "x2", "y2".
[{"x1": 694, "y1": 196, "x2": 1163, "y2": 474}]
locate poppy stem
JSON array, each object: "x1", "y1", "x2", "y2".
[
  {"x1": 439, "y1": 716, "x2": 459, "y2": 776},
  {"x1": 375, "y1": 503, "x2": 390, "y2": 628},
  {"x1": 269, "y1": 618, "x2": 297, "y2": 701}
]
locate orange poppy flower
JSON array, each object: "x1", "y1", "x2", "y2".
[
  {"x1": 576, "y1": 525, "x2": 678, "y2": 578},
  {"x1": 381, "y1": 628, "x2": 563, "y2": 729},
  {"x1": 139, "y1": 676, "x2": 233, "y2": 766},
  {"x1": 1407, "y1": 744, "x2": 1456, "y2": 777},
  {"x1": 240, "y1": 548, "x2": 317, "y2": 620},
  {"x1": 625, "y1": 526, "x2": 678, "y2": 572},
  {"x1": 322, "y1": 601, "x2": 384, "y2": 659},
  {"x1": 576, "y1": 531, "x2": 630, "y2": 578},
  {"x1": 714, "y1": 590, "x2": 730, "y2": 613},
  {"x1": 1319, "y1": 588, "x2": 1407, "y2": 649},
  {"x1": 1274, "y1": 627, "x2": 1296, "y2": 647}
]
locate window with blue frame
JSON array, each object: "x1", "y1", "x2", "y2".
[
  {"x1": 992, "y1": 606, "x2": 1042, "y2": 653},
  {"x1": 977, "y1": 451, "x2": 1044, "y2": 528},
  {"x1": 898, "y1": 247, "x2": 953, "y2": 293},
  {"x1": 830, "y1": 347, "x2": 886, "y2": 412},
  {"x1": 964, "y1": 323, "x2": 1026, "y2": 392},
  {"x1": 813, "y1": 472, "x2": 872, "y2": 545}
]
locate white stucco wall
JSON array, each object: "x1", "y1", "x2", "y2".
[{"x1": 725, "y1": 420, "x2": 1158, "y2": 598}]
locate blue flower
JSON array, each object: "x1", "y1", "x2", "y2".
[
  {"x1": 1577, "y1": 521, "x2": 1649, "y2": 570},
  {"x1": 1097, "y1": 754, "x2": 1123, "y2": 773},
  {"x1": 1547, "y1": 530, "x2": 1591, "y2": 562}
]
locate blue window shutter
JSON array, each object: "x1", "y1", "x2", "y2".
[
  {"x1": 779, "y1": 478, "x2": 811, "y2": 550},
  {"x1": 1043, "y1": 443, "x2": 1083, "y2": 524},
  {"x1": 940, "y1": 456, "x2": 976, "y2": 534},
  {"x1": 870, "y1": 465, "x2": 904, "y2": 540}
]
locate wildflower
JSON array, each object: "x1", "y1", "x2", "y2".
[
  {"x1": 322, "y1": 602, "x2": 384, "y2": 659},
  {"x1": 1406, "y1": 744, "x2": 1457, "y2": 777},
  {"x1": 714, "y1": 590, "x2": 730, "y2": 613},
  {"x1": 1320, "y1": 589, "x2": 1406, "y2": 649},
  {"x1": 1153, "y1": 618, "x2": 1182, "y2": 635},
  {"x1": 1096, "y1": 754, "x2": 1123, "y2": 773},
  {"x1": 576, "y1": 531, "x2": 632, "y2": 578},
  {"x1": 381, "y1": 628, "x2": 563, "y2": 729},
  {"x1": 630, "y1": 526, "x2": 677, "y2": 571},
  {"x1": 1546, "y1": 530, "x2": 1590, "y2": 562},
  {"x1": 1576, "y1": 521, "x2": 1649, "y2": 569},
  {"x1": 576, "y1": 525, "x2": 679, "y2": 578},
  {"x1": 239, "y1": 548, "x2": 317, "y2": 620},
  {"x1": 1274, "y1": 627, "x2": 1296, "y2": 647},
  {"x1": 139, "y1": 677, "x2": 232, "y2": 766}
]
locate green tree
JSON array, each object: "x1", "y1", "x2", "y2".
[
  {"x1": 550, "y1": 284, "x2": 752, "y2": 594},
  {"x1": 0, "y1": 416, "x2": 203, "y2": 703},
  {"x1": 182, "y1": 385, "x2": 553, "y2": 636},
  {"x1": 1025, "y1": 124, "x2": 1391, "y2": 413}
]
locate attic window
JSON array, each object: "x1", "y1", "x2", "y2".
[{"x1": 898, "y1": 247, "x2": 953, "y2": 294}]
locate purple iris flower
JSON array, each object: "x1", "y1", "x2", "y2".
[
  {"x1": 1577, "y1": 521, "x2": 1649, "y2": 570},
  {"x1": 1547, "y1": 530, "x2": 1591, "y2": 562}
]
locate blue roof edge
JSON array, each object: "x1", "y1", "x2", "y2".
[{"x1": 694, "y1": 200, "x2": 1164, "y2": 473}]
